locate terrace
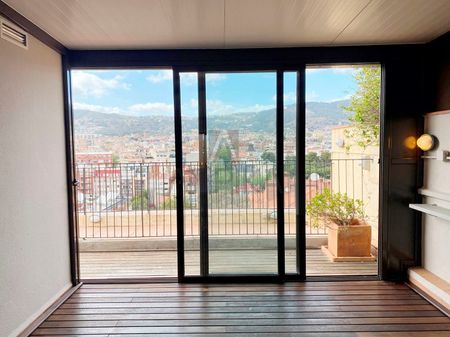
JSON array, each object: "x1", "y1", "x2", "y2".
[{"x1": 76, "y1": 158, "x2": 378, "y2": 279}]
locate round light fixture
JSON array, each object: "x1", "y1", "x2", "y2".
[{"x1": 416, "y1": 134, "x2": 437, "y2": 151}]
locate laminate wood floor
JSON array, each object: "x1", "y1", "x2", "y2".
[{"x1": 31, "y1": 281, "x2": 450, "y2": 336}]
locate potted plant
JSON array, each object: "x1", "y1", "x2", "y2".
[{"x1": 306, "y1": 188, "x2": 373, "y2": 261}]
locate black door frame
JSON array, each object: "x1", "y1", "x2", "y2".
[
  {"x1": 67, "y1": 45, "x2": 427, "y2": 283},
  {"x1": 64, "y1": 62, "x2": 385, "y2": 284},
  {"x1": 174, "y1": 67, "x2": 306, "y2": 282},
  {"x1": 197, "y1": 72, "x2": 209, "y2": 277}
]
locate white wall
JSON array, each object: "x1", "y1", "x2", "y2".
[
  {"x1": 422, "y1": 113, "x2": 450, "y2": 282},
  {"x1": 0, "y1": 23, "x2": 72, "y2": 337}
]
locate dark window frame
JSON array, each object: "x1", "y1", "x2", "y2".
[{"x1": 64, "y1": 44, "x2": 428, "y2": 284}]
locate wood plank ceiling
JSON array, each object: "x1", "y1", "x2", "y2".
[{"x1": 3, "y1": 0, "x2": 450, "y2": 49}]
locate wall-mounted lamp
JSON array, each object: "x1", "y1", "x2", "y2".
[
  {"x1": 415, "y1": 134, "x2": 450, "y2": 162},
  {"x1": 416, "y1": 134, "x2": 437, "y2": 151}
]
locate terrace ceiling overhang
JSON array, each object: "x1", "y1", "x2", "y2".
[{"x1": 2, "y1": 0, "x2": 450, "y2": 50}]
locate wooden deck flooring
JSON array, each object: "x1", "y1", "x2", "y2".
[
  {"x1": 32, "y1": 281, "x2": 450, "y2": 336},
  {"x1": 80, "y1": 249, "x2": 378, "y2": 279}
]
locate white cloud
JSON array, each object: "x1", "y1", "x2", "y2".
[
  {"x1": 207, "y1": 100, "x2": 274, "y2": 115},
  {"x1": 239, "y1": 104, "x2": 274, "y2": 113},
  {"x1": 74, "y1": 101, "x2": 173, "y2": 116},
  {"x1": 332, "y1": 67, "x2": 356, "y2": 74},
  {"x1": 272, "y1": 91, "x2": 296, "y2": 104},
  {"x1": 146, "y1": 70, "x2": 173, "y2": 83},
  {"x1": 180, "y1": 73, "x2": 197, "y2": 86},
  {"x1": 187, "y1": 98, "x2": 274, "y2": 115},
  {"x1": 206, "y1": 73, "x2": 226, "y2": 83},
  {"x1": 326, "y1": 94, "x2": 352, "y2": 102},
  {"x1": 306, "y1": 91, "x2": 319, "y2": 101},
  {"x1": 146, "y1": 71, "x2": 226, "y2": 86},
  {"x1": 206, "y1": 100, "x2": 234, "y2": 115},
  {"x1": 72, "y1": 71, "x2": 129, "y2": 98},
  {"x1": 73, "y1": 102, "x2": 122, "y2": 114},
  {"x1": 190, "y1": 98, "x2": 198, "y2": 109},
  {"x1": 306, "y1": 68, "x2": 326, "y2": 74},
  {"x1": 75, "y1": 97, "x2": 272, "y2": 118},
  {"x1": 128, "y1": 102, "x2": 174, "y2": 115},
  {"x1": 306, "y1": 67, "x2": 357, "y2": 75},
  {"x1": 283, "y1": 92, "x2": 296, "y2": 104},
  {"x1": 179, "y1": 72, "x2": 227, "y2": 86}
]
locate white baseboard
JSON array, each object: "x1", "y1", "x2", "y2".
[
  {"x1": 7, "y1": 283, "x2": 78, "y2": 337},
  {"x1": 408, "y1": 267, "x2": 450, "y2": 315}
]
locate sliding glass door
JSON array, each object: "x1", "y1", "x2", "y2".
[
  {"x1": 205, "y1": 72, "x2": 278, "y2": 275},
  {"x1": 69, "y1": 65, "x2": 380, "y2": 281},
  {"x1": 71, "y1": 69, "x2": 177, "y2": 280},
  {"x1": 176, "y1": 70, "x2": 295, "y2": 278},
  {"x1": 304, "y1": 65, "x2": 380, "y2": 277}
]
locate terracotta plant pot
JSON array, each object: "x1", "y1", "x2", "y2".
[{"x1": 327, "y1": 220, "x2": 372, "y2": 258}]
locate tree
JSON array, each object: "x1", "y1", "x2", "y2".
[
  {"x1": 261, "y1": 151, "x2": 276, "y2": 163},
  {"x1": 210, "y1": 165, "x2": 233, "y2": 192},
  {"x1": 284, "y1": 153, "x2": 332, "y2": 179},
  {"x1": 215, "y1": 144, "x2": 233, "y2": 171},
  {"x1": 284, "y1": 155, "x2": 296, "y2": 177},
  {"x1": 131, "y1": 190, "x2": 148, "y2": 210},
  {"x1": 344, "y1": 66, "x2": 381, "y2": 148},
  {"x1": 320, "y1": 151, "x2": 331, "y2": 162},
  {"x1": 251, "y1": 171, "x2": 273, "y2": 190},
  {"x1": 216, "y1": 144, "x2": 232, "y2": 162},
  {"x1": 112, "y1": 153, "x2": 120, "y2": 164},
  {"x1": 305, "y1": 152, "x2": 319, "y2": 163},
  {"x1": 305, "y1": 152, "x2": 331, "y2": 179}
]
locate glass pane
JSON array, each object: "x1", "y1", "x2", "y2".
[
  {"x1": 206, "y1": 72, "x2": 278, "y2": 275},
  {"x1": 305, "y1": 65, "x2": 380, "y2": 276},
  {"x1": 284, "y1": 72, "x2": 298, "y2": 274},
  {"x1": 180, "y1": 72, "x2": 201, "y2": 276},
  {"x1": 72, "y1": 69, "x2": 176, "y2": 279}
]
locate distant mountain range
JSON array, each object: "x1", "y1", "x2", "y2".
[{"x1": 73, "y1": 100, "x2": 350, "y2": 136}]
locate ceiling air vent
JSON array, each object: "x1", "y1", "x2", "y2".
[{"x1": 1, "y1": 18, "x2": 28, "y2": 49}]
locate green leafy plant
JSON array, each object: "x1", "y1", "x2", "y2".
[
  {"x1": 216, "y1": 144, "x2": 232, "y2": 166},
  {"x1": 251, "y1": 171, "x2": 272, "y2": 190},
  {"x1": 261, "y1": 151, "x2": 276, "y2": 163},
  {"x1": 343, "y1": 66, "x2": 381, "y2": 149},
  {"x1": 306, "y1": 189, "x2": 365, "y2": 228},
  {"x1": 159, "y1": 197, "x2": 193, "y2": 210},
  {"x1": 112, "y1": 153, "x2": 120, "y2": 164},
  {"x1": 131, "y1": 190, "x2": 149, "y2": 210}
]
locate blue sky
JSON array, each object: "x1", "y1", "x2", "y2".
[{"x1": 72, "y1": 67, "x2": 358, "y2": 116}]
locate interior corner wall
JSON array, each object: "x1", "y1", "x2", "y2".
[
  {"x1": 422, "y1": 115, "x2": 450, "y2": 282},
  {"x1": 0, "y1": 29, "x2": 72, "y2": 337},
  {"x1": 421, "y1": 32, "x2": 450, "y2": 283}
]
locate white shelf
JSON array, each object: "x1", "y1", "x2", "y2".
[
  {"x1": 409, "y1": 204, "x2": 450, "y2": 222},
  {"x1": 418, "y1": 188, "x2": 450, "y2": 202}
]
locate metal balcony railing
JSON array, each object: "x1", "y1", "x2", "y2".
[{"x1": 75, "y1": 158, "x2": 374, "y2": 238}]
